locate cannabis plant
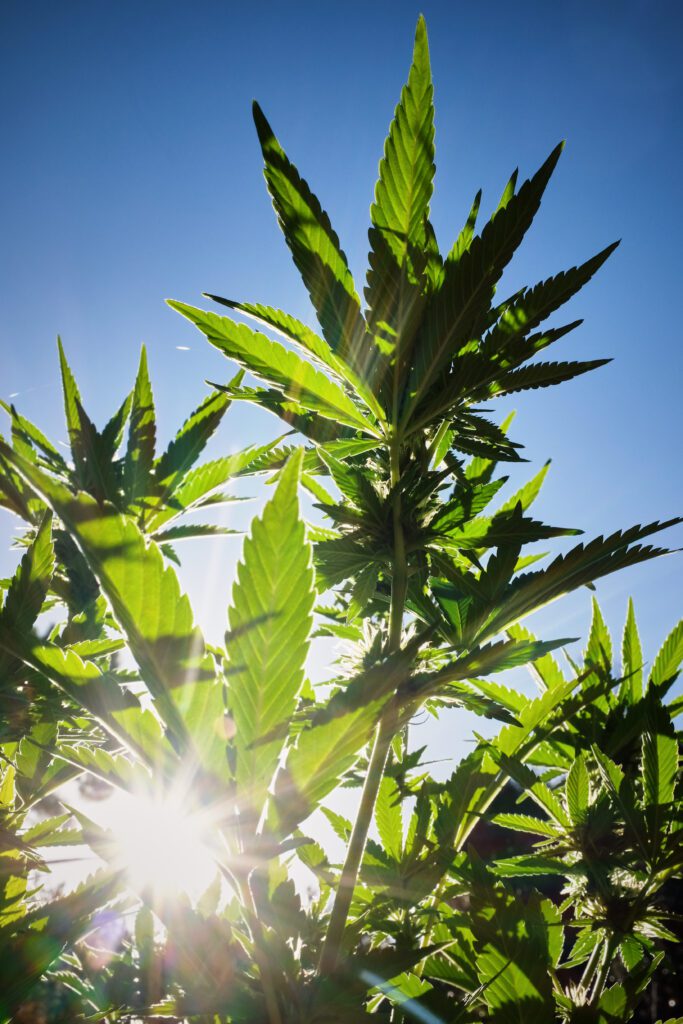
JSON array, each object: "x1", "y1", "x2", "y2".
[{"x1": 0, "y1": 16, "x2": 680, "y2": 1024}]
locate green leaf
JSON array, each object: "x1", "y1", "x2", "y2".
[
  {"x1": 592, "y1": 746, "x2": 648, "y2": 858},
  {"x1": 375, "y1": 775, "x2": 403, "y2": 861},
  {"x1": 0, "y1": 511, "x2": 53, "y2": 683},
  {"x1": 124, "y1": 345, "x2": 156, "y2": 503},
  {"x1": 0, "y1": 401, "x2": 68, "y2": 474},
  {"x1": 494, "y1": 169, "x2": 519, "y2": 213},
  {"x1": 492, "y1": 855, "x2": 572, "y2": 878},
  {"x1": 484, "y1": 241, "x2": 619, "y2": 354},
  {"x1": 642, "y1": 712, "x2": 678, "y2": 810},
  {"x1": 272, "y1": 700, "x2": 381, "y2": 835},
  {"x1": 347, "y1": 564, "x2": 380, "y2": 622},
  {"x1": 57, "y1": 336, "x2": 85, "y2": 467},
  {"x1": 100, "y1": 390, "x2": 132, "y2": 458},
  {"x1": 0, "y1": 870, "x2": 125, "y2": 1019},
  {"x1": 153, "y1": 387, "x2": 231, "y2": 496},
  {"x1": 428, "y1": 636, "x2": 574, "y2": 689},
  {"x1": 0, "y1": 512, "x2": 53, "y2": 647},
  {"x1": 649, "y1": 616, "x2": 683, "y2": 690},
  {"x1": 482, "y1": 519, "x2": 680, "y2": 639},
  {"x1": 433, "y1": 674, "x2": 581, "y2": 864},
  {"x1": 151, "y1": 523, "x2": 239, "y2": 544},
  {"x1": 365, "y1": 16, "x2": 435, "y2": 359},
  {"x1": 72, "y1": 397, "x2": 122, "y2": 503},
  {"x1": 145, "y1": 445, "x2": 276, "y2": 533},
  {"x1": 620, "y1": 597, "x2": 643, "y2": 702},
  {"x1": 566, "y1": 753, "x2": 589, "y2": 824},
  {"x1": 488, "y1": 357, "x2": 611, "y2": 398},
  {"x1": 540, "y1": 898, "x2": 564, "y2": 968},
  {"x1": 597, "y1": 983, "x2": 628, "y2": 1023},
  {"x1": 585, "y1": 597, "x2": 612, "y2": 675},
  {"x1": 21, "y1": 813, "x2": 73, "y2": 846},
  {"x1": 56, "y1": 346, "x2": 122, "y2": 501},
  {"x1": 15, "y1": 643, "x2": 152, "y2": 763},
  {"x1": 506, "y1": 623, "x2": 566, "y2": 692},
  {"x1": 206, "y1": 296, "x2": 386, "y2": 423},
  {"x1": 496, "y1": 460, "x2": 550, "y2": 516},
  {"x1": 404, "y1": 142, "x2": 564, "y2": 422},
  {"x1": 473, "y1": 888, "x2": 556, "y2": 1024},
  {"x1": 212, "y1": 378, "x2": 360, "y2": 444},
  {"x1": 169, "y1": 301, "x2": 378, "y2": 435},
  {"x1": 447, "y1": 189, "x2": 481, "y2": 264},
  {"x1": 492, "y1": 813, "x2": 560, "y2": 839},
  {"x1": 251, "y1": 101, "x2": 368, "y2": 369},
  {"x1": 57, "y1": 736, "x2": 163, "y2": 795},
  {"x1": 226, "y1": 450, "x2": 314, "y2": 820},
  {"x1": 493, "y1": 752, "x2": 571, "y2": 827},
  {"x1": 0, "y1": 441, "x2": 227, "y2": 781},
  {"x1": 429, "y1": 476, "x2": 507, "y2": 534},
  {"x1": 320, "y1": 806, "x2": 352, "y2": 843}
]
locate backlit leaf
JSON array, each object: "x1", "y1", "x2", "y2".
[
  {"x1": 169, "y1": 301, "x2": 379, "y2": 436},
  {"x1": 649, "y1": 617, "x2": 683, "y2": 690},
  {"x1": 620, "y1": 597, "x2": 643, "y2": 702},
  {"x1": 123, "y1": 345, "x2": 156, "y2": 503},
  {"x1": 0, "y1": 441, "x2": 227, "y2": 782},
  {"x1": 226, "y1": 450, "x2": 314, "y2": 820},
  {"x1": 252, "y1": 101, "x2": 368, "y2": 370}
]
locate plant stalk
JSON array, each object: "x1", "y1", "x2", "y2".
[
  {"x1": 389, "y1": 437, "x2": 408, "y2": 652},
  {"x1": 318, "y1": 703, "x2": 399, "y2": 974},
  {"x1": 318, "y1": 435, "x2": 407, "y2": 975}
]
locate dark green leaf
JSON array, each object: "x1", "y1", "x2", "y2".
[{"x1": 252, "y1": 101, "x2": 368, "y2": 371}]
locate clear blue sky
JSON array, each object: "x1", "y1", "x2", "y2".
[{"x1": 1, "y1": 1, "x2": 681, "y2": 739}]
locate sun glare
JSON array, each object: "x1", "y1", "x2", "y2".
[{"x1": 106, "y1": 792, "x2": 219, "y2": 903}]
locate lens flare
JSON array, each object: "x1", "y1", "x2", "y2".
[{"x1": 106, "y1": 791, "x2": 218, "y2": 903}]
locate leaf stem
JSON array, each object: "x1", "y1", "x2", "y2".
[
  {"x1": 579, "y1": 938, "x2": 604, "y2": 993},
  {"x1": 589, "y1": 937, "x2": 616, "y2": 1004}
]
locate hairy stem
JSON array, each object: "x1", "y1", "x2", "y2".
[{"x1": 318, "y1": 435, "x2": 407, "y2": 975}]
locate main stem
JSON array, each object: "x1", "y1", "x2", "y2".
[
  {"x1": 318, "y1": 703, "x2": 398, "y2": 974},
  {"x1": 318, "y1": 435, "x2": 407, "y2": 975}
]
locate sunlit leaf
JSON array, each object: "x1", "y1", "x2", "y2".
[
  {"x1": 169, "y1": 300, "x2": 379, "y2": 435},
  {"x1": 649, "y1": 616, "x2": 683, "y2": 690},
  {"x1": 226, "y1": 450, "x2": 314, "y2": 820},
  {"x1": 0, "y1": 442, "x2": 228, "y2": 782},
  {"x1": 153, "y1": 387, "x2": 232, "y2": 496},
  {"x1": 621, "y1": 597, "x2": 643, "y2": 702},
  {"x1": 375, "y1": 775, "x2": 403, "y2": 861},
  {"x1": 123, "y1": 345, "x2": 156, "y2": 503}
]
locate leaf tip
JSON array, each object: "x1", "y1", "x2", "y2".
[
  {"x1": 414, "y1": 13, "x2": 430, "y2": 53},
  {"x1": 252, "y1": 100, "x2": 273, "y2": 147}
]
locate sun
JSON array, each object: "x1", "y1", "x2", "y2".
[{"x1": 104, "y1": 790, "x2": 220, "y2": 904}]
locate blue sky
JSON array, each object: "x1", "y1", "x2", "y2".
[{"x1": 1, "y1": 1, "x2": 681, "y2": 742}]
